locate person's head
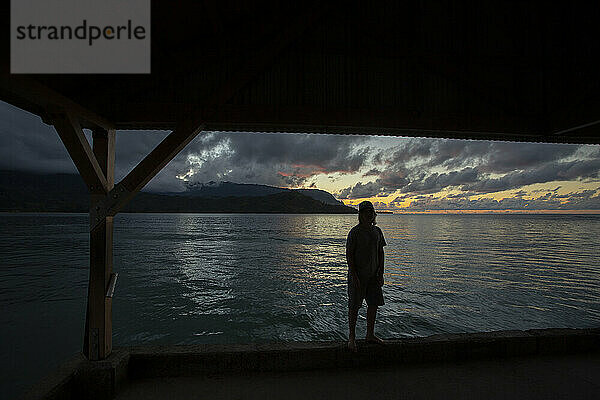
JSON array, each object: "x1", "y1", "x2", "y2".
[{"x1": 358, "y1": 201, "x2": 376, "y2": 226}]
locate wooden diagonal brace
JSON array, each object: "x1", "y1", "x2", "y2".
[
  {"x1": 89, "y1": 121, "x2": 206, "y2": 230},
  {"x1": 51, "y1": 112, "x2": 109, "y2": 194}
]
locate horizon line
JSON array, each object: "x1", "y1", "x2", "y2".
[{"x1": 376, "y1": 209, "x2": 600, "y2": 215}]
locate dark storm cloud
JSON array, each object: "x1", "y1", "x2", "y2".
[
  {"x1": 373, "y1": 138, "x2": 488, "y2": 170},
  {"x1": 400, "y1": 167, "x2": 479, "y2": 194},
  {"x1": 336, "y1": 166, "x2": 411, "y2": 199},
  {"x1": 463, "y1": 159, "x2": 600, "y2": 193},
  {"x1": 478, "y1": 142, "x2": 581, "y2": 173},
  {"x1": 426, "y1": 140, "x2": 490, "y2": 169},
  {"x1": 168, "y1": 132, "x2": 371, "y2": 191},
  {"x1": 337, "y1": 181, "x2": 383, "y2": 199},
  {"x1": 362, "y1": 168, "x2": 381, "y2": 177},
  {"x1": 339, "y1": 160, "x2": 413, "y2": 199},
  {"x1": 341, "y1": 137, "x2": 599, "y2": 200},
  {"x1": 227, "y1": 133, "x2": 370, "y2": 172},
  {"x1": 421, "y1": 140, "x2": 579, "y2": 172},
  {"x1": 380, "y1": 138, "x2": 580, "y2": 173},
  {"x1": 376, "y1": 166, "x2": 411, "y2": 192},
  {"x1": 388, "y1": 139, "x2": 433, "y2": 163}
]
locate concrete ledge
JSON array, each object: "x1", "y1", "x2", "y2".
[
  {"x1": 77, "y1": 349, "x2": 130, "y2": 400},
  {"x1": 21, "y1": 349, "x2": 129, "y2": 400},
  {"x1": 21, "y1": 328, "x2": 600, "y2": 399},
  {"x1": 20, "y1": 353, "x2": 86, "y2": 400},
  {"x1": 127, "y1": 328, "x2": 600, "y2": 378}
]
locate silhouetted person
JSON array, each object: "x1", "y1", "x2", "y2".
[{"x1": 346, "y1": 200, "x2": 386, "y2": 352}]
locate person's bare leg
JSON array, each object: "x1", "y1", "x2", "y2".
[
  {"x1": 348, "y1": 306, "x2": 359, "y2": 351},
  {"x1": 366, "y1": 305, "x2": 384, "y2": 343}
]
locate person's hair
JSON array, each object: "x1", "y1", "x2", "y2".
[{"x1": 358, "y1": 209, "x2": 376, "y2": 225}]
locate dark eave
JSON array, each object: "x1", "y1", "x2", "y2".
[{"x1": 1, "y1": 1, "x2": 599, "y2": 144}]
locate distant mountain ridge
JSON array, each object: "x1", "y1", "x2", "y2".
[
  {"x1": 0, "y1": 170, "x2": 355, "y2": 214},
  {"x1": 182, "y1": 181, "x2": 344, "y2": 206}
]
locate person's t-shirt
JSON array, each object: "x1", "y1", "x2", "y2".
[{"x1": 346, "y1": 224, "x2": 387, "y2": 279}]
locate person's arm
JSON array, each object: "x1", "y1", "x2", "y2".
[
  {"x1": 377, "y1": 246, "x2": 384, "y2": 286},
  {"x1": 346, "y1": 232, "x2": 360, "y2": 289},
  {"x1": 377, "y1": 228, "x2": 386, "y2": 286}
]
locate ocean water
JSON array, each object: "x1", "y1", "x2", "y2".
[{"x1": 1, "y1": 212, "x2": 600, "y2": 397}]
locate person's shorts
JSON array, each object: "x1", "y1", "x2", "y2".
[{"x1": 347, "y1": 273, "x2": 384, "y2": 309}]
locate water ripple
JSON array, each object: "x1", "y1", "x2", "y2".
[{"x1": 2, "y1": 212, "x2": 599, "y2": 349}]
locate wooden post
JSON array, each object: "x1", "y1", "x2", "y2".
[
  {"x1": 50, "y1": 112, "x2": 116, "y2": 360},
  {"x1": 83, "y1": 127, "x2": 115, "y2": 360}
]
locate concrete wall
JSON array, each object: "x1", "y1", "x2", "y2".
[{"x1": 20, "y1": 328, "x2": 600, "y2": 400}]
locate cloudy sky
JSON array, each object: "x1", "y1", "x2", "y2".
[{"x1": 2, "y1": 100, "x2": 600, "y2": 212}]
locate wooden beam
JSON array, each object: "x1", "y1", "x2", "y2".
[
  {"x1": 92, "y1": 128, "x2": 116, "y2": 188},
  {"x1": 83, "y1": 127, "x2": 116, "y2": 361},
  {"x1": 101, "y1": 119, "x2": 205, "y2": 218},
  {"x1": 0, "y1": 74, "x2": 115, "y2": 131},
  {"x1": 52, "y1": 113, "x2": 108, "y2": 193}
]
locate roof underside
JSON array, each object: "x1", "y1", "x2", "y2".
[{"x1": 1, "y1": 1, "x2": 600, "y2": 144}]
